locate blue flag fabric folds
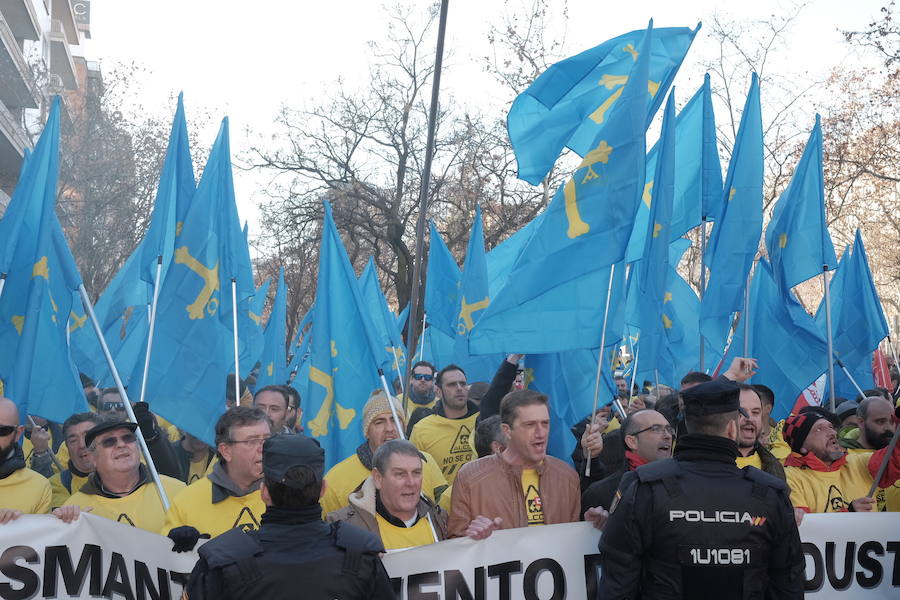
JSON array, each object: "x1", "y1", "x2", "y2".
[
  {"x1": 728, "y1": 260, "x2": 829, "y2": 420},
  {"x1": 765, "y1": 115, "x2": 836, "y2": 292},
  {"x1": 249, "y1": 277, "x2": 272, "y2": 331},
  {"x1": 700, "y1": 74, "x2": 764, "y2": 356},
  {"x1": 359, "y1": 258, "x2": 406, "y2": 378},
  {"x1": 255, "y1": 268, "x2": 288, "y2": 388},
  {"x1": 305, "y1": 202, "x2": 383, "y2": 468},
  {"x1": 508, "y1": 22, "x2": 699, "y2": 184},
  {"x1": 470, "y1": 26, "x2": 652, "y2": 355},
  {"x1": 0, "y1": 98, "x2": 88, "y2": 422},
  {"x1": 424, "y1": 222, "x2": 461, "y2": 338}
]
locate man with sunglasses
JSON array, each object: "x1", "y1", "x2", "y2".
[
  {"x1": 0, "y1": 397, "x2": 52, "y2": 521},
  {"x1": 58, "y1": 418, "x2": 184, "y2": 532},
  {"x1": 404, "y1": 361, "x2": 437, "y2": 417},
  {"x1": 163, "y1": 406, "x2": 271, "y2": 551},
  {"x1": 581, "y1": 409, "x2": 673, "y2": 514}
]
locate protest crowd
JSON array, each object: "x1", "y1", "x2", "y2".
[{"x1": 3, "y1": 14, "x2": 900, "y2": 600}]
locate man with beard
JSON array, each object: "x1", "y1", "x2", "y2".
[
  {"x1": 784, "y1": 406, "x2": 900, "y2": 513},
  {"x1": 839, "y1": 396, "x2": 896, "y2": 452},
  {"x1": 581, "y1": 409, "x2": 673, "y2": 514},
  {"x1": 735, "y1": 385, "x2": 786, "y2": 480},
  {"x1": 0, "y1": 398, "x2": 52, "y2": 520},
  {"x1": 48, "y1": 413, "x2": 103, "y2": 508},
  {"x1": 403, "y1": 361, "x2": 437, "y2": 418}
]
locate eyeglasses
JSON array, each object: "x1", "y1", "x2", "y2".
[
  {"x1": 100, "y1": 401, "x2": 126, "y2": 412},
  {"x1": 629, "y1": 424, "x2": 675, "y2": 437},
  {"x1": 97, "y1": 432, "x2": 137, "y2": 449},
  {"x1": 226, "y1": 436, "x2": 270, "y2": 448},
  {"x1": 0, "y1": 424, "x2": 17, "y2": 436},
  {"x1": 412, "y1": 373, "x2": 434, "y2": 381}
]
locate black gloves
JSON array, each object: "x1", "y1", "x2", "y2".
[
  {"x1": 132, "y1": 402, "x2": 158, "y2": 441},
  {"x1": 167, "y1": 526, "x2": 209, "y2": 552}
]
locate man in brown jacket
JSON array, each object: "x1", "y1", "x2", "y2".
[{"x1": 448, "y1": 389, "x2": 581, "y2": 538}]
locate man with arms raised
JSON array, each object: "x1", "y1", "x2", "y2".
[{"x1": 448, "y1": 390, "x2": 580, "y2": 538}]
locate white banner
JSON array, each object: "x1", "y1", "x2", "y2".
[
  {"x1": 1, "y1": 512, "x2": 897, "y2": 599},
  {"x1": 382, "y1": 514, "x2": 900, "y2": 600},
  {"x1": 0, "y1": 514, "x2": 197, "y2": 599}
]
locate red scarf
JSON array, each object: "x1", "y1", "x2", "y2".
[
  {"x1": 626, "y1": 450, "x2": 650, "y2": 471},
  {"x1": 784, "y1": 450, "x2": 847, "y2": 472}
]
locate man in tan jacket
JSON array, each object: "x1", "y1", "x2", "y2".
[{"x1": 448, "y1": 389, "x2": 581, "y2": 538}]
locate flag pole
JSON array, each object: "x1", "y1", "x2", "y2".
[
  {"x1": 628, "y1": 346, "x2": 640, "y2": 407},
  {"x1": 402, "y1": 0, "x2": 450, "y2": 387},
  {"x1": 231, "y1": 278, "x2": 240, "y2": 406},
  {"x1": 26, "y1": 415, "x2": 64, "y2": 472},
  {"x1": 868, "y1": 423, "x2": 900, "y2": 498},
  {"x1": 822, "y1": 266, "x2": 837, "y2": 411},
  {"x1": 833, "y1": 356, "x2": 867, "y2": 400},
  {"x1": 418, "y1": 312, "x2": 427, "y2": 360},
  {"x1": 586, "y1": 265, "x2": 619, "y2": 477},
  {"x1": 78, "y1": 284, "x2": 170, "y2": 511},
  {"x1": 391, "y1": 346, "x2": 406, "y2": 398},
  {"x1": 699, "y1": 219, "x2": 707, "y2": 370},
  {"x1": 137, "y1": 256, "x2": 163, "y2": 405},
  {"x1": 742, "y1": 262, "x2": 753, "y2": 357},
  {"x1": 0, "y1": 273, "x2": 6, "y2": 301},
  {"x1": 377, "y1": 370, "x2": 406, "y2": 439}
]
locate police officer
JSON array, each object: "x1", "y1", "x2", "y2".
[
  {"x1": 598, "y1": 379, "x2": 804, "y2": 599},
  {"x1": 184, "y1": 434, "x2": 394, "y2": 599}
]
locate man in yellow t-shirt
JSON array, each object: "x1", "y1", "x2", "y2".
[
  {"x1": 0, "y1": 397, "x2": 52, "y2": 520},
  {"x1": 48, "y1": 412, "x2": 103, "y2": 508},
  {"x1": 327, "y1": 439, "x2": 448, "y2": 550},
  {"x1": 60, "y1": 418, "x2": 184, "y2": 532},
  {"x1": 163, "y1": 406, "x2": 271, "y2": 549},
  {"x1": 410, "y1": 365, "x2": 479, "y2": 484}
]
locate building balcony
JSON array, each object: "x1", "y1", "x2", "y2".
[
  {"x1": 48, "y1": 18, "x2": 77, "y2": 90},
  {"x1": 51, "y1": 0, "x2": 78, "y2": 45},
  {"x1": 0, "y1": 12, "x2": 40, "y2": 109},
  {"x1": 0, "y1": 0, "x2": 41, "y2": 41},
  {"x1": 0, "y1": 98, "x2": 30, "y2": 197}
]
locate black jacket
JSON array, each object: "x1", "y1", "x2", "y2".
[
  {"x1": 581, "y1": 465, "x2": 627, "y2": 515},
  {"x1": 185, "y1": 504, "x2": 394, "y2": 600},
  {"x1": 598, "y1": 434, "x2": 804, "y2": 600}
]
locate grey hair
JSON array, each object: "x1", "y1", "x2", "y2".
[{"x1": 372, "y1": 439, "x2": 423, "y2": 474}]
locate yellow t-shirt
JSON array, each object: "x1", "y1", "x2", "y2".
[
  {"x1": 63, "y1": 476, "x2": 184, "y2": 533},
  {"x1": 162, "y1": 477, "x2": 266, "y2": 537},
  {"x1": 0, "y1": 467, "x2": 51, "y2": 513},
  {"x1": 375, "y1": 513, "x2": 437, "y2": 550},
  {"x1": 156, "y1": 416, "x2": 182, "y2": 443},
  {"x1": 736, "y1": 452, "x2": 763, "y2": 469},
  {"x1": 522, "y1": 468, "x2": 544, "y2": 526},
  {"x1": 403, "y1": 396, "x2": 437, "y2": 418},
  {"x1": 767, "y1": 420, "x2": 790, "y2": 461},
  {"x1": 48, "y1": 470, "x2": 90, "y2": 510},
  {"x1": 410, "y1": 412, "x2": 479, "y2": 484},
  {"x1": 785, "y1": 452, "x2": 880, "y2": 513},
  {"x1": 321, "y1": 450, "x2": 447, "y2": 515},
  {"x1": 605, "y1": 416, "x2": 621, "y2": 433}
]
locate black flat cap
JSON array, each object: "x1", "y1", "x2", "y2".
[
  {"x1": 263, "y1": 433, "x2": 324, "y2": 486},
  {"x1": 681, "y1": 379, "x2": 749, "y2": 418},
  {"x1": 85, "y1": 419, "x2": 137, "y2": 448}
]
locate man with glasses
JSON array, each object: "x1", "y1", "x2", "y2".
[
  {"x1": 581, "y1": 409, "x2": 673, "y2": 513},
  {"x1": 404, "y1": 361, "x2": 437, "y2": 418},
  {"x1": 163, "y1": 406, "x2": 272, "y2": 551},
  {"x1": 58, "y1": 418, "x2": 184, "y2": 532},
  {"x1": 0, "y1": 397, "x2": 52, "y2": 521},
  {"x1": 783, "y1": 404, "x2": 900, "y2": 514},
  {"x1": 48, "y1": 412, "x2": 103, "y2": 508}
]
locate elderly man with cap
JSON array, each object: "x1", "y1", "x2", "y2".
[
  {"x1": 599, "y1": 378, "x2": 804, "y2": 599},
  {"x1": 58, "y1": 417, "x2": 184, "y2": 532},
  {"x1": 185, "y1": 433, "x2": 394, "y2": 600},
  {"x1": 0, "y1": 398, "x2": 52, "y2": 522},
  {"x1": 783, "y1": 404, "x2": 900, "y2": 513},
  {"x1": 321, "y1": 391, "x2": 447, "y2": 515}
]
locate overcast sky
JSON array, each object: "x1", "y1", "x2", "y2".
[{"x1": 87, "y1": 0, "x2": 883, "y2": 237}]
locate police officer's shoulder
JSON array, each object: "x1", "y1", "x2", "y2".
[
  {"x1": 333, "y1": 520, "x2": 386, "y2": 554},
  {"x1": 634, "y1": 458, "x2": 681, "y2": 483},
  {"x1": 198, "y1": 528, "x2": 262, "y2": 568},
  {"x1": 741, "y1": 465, "x2": 787, "y2": 491}
]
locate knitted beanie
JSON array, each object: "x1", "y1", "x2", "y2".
[{"x1": 362, "y1": 391, "x2": 406, "y2": 436}]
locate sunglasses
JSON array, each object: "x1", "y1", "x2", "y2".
[
  {"x1": 0, "y1": 424, "x2": 16, "y2": 437},
  {"x1": 100, "y1": 402, "x2": 126, "y2": 412},
  {"x1": 97, "y1": 432, "x2": 137, "y2": 449},
  {"x1": 412, "y1": 373, "x2": 434, "y2": 381}
]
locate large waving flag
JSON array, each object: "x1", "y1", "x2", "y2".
[
  {"x1": 138, "y1": 119, "x2": 255, "y2": 445},
  {"x1": 508, "y1": 22, "x2": 699, "y2": 184},
  {"x1": 626, "y1": 91, "x2": 677, "y2": 383},
  {"x1": 728, "y1": 260, "x2": 829, "y2": 419},
  {"x1": 0, "y1": 99, "x2": 87, "y2": 421},
  {"x1": 765, "y1": 115, "x2": 837, "y2": 292},
  {"x1": 818, "y1": 231, "x2": 888, "y2": 373},
  {"x1": 470, "y1": 25, "x2": 652, "y2": 355},
  {"x1": 359, "y1": 258, "x2": 406, "y2": 378},
  {"x1": 485, "y1": 211, "x2": 544, "y2": 297},
  {"x1": 700, "y1": 73, "x2": 763, "y2": 355},
  {"x1": 423, "y1": 222, "x2": 461, "y2": 338},
  {"x1": 625, "y1": 74, "x2": 722, "y2": 262},
  {"x1": 255, "y1": 268, "x2": 288, "y2": 388},
  {"x1": 305, "y1": 202, "x2": 383, "y2": 468}
]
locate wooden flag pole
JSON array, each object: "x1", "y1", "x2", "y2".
[{"x1": 78, "y1": 284, "x2": 170, "y2": 511}]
